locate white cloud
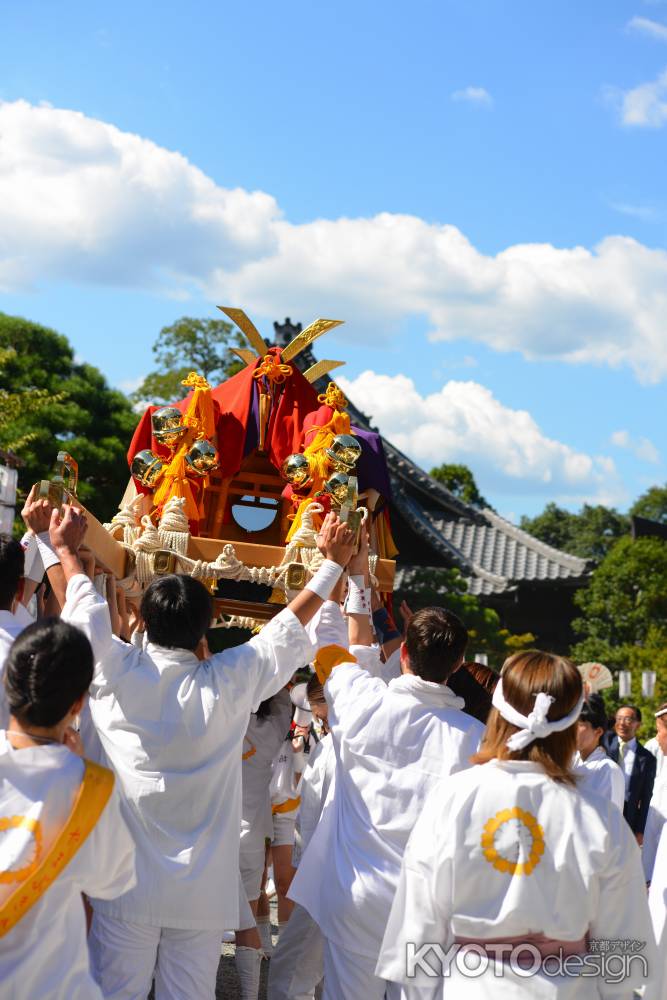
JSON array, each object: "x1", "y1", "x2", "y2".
[
  {"x1": 338, "y1": 370, "x2": 623, "y2": 503},
  {"x1": 610, "y1": 429, "x2": 660, "y2": 463},
  {"x1": 451, "y1": 86, "x2": 493, "y2": 107},
  {"x1": 3, "y1": 100, "x2": 667, "y2": 382},
  {"x1": 609, "y1": 201, "x2": 658, "y2": 221},
  {"x1": 617, "y1": 67, "x2": 667, "y2": 126},
  {"x1": 628, "y1": 15, "x2": 667, "y2": 40}
]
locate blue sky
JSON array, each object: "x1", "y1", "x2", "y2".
[{"x1": 1, "y1": 0, "x2": 666, "y2": 517}]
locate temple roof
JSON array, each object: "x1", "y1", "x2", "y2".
[{"x1": 272, "y1": 320, "x2": 590, "y2": 597}]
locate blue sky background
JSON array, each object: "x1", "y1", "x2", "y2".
[{"x1": 1, "y1": 0, "x2": 666, "y2": 517}]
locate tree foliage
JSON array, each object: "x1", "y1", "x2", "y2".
[
  {"x1": 395, "y1": 565, "x2": 534, "y2": 667},
  {"x1": 629, "y1": 484, "x2": 667, "y2": 525},
  {"x1": 0, "y1": 313, "x2": 138, "y2": 522},
  {"x1": 131, "y1": 316, "x2": 245, "y2": 405},
  {"x1": 520, "y1": 502, "x2": 628, "y2": 563},
  {"x1": 571, "y1": 535, "x2": 667, "y2": 737},
  {"x1": 429, "y1": 463, "x2": 492, "y2": 510}
]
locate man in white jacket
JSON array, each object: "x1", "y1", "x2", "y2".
[
  {"x1": 49, "y1": 504, "x2": 355, "y2": 1000},
  {"x1": 289, "y1": 544, "x2": 484, "y2": 1000}
]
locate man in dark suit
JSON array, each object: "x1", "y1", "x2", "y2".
[{"x1": 603, "y1": 704, "x2": 656, "y2": 843}]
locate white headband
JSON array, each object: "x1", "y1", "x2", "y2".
[
  {"x1": 655, "y1": 708, "x2": 667, "y2": 720},
  {"x1": 492, "y1": 679, "x2": 585, "y2": 751}
]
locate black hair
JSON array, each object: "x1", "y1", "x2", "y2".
[
  {"x1": 404, "y1": 607, "x2": 468, "y2": 683},
  {"x1": 4, "y1": 618, "x2": 93, "y2": 727},
  {"x1": 580, "y1": 693, "x2": 607, "y2": 732},
  {"x1": 617, "y1": 703, "x2": 642, "y2": 724},
  {"x1": 0, "y1": 534, "x2": 25, "y2": 610},
  {"x1": 140, "y1": 574, "x2": 213, "y2": 650}
]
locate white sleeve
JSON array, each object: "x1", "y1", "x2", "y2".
[
  {"x1": 304, "y1": 600, "x2": 348, "y2": 648},
  {"x1": 590, "y1": 807, "x2": 659, "y2": 998},
  {"x1": 61, "y1": 573, "x2": 130, "y2": 691},
  {"x1": 325, "y1": 661, "x2": 387, "y2": 746},
  {"x1": 643, "y1": 789, "x2": 667, "y2": 882},
  {"x1": 376, "y1": 785, "x2": 454, "y2": 986},
  {"x1": 380, "y1": 646, "x2": 402, "y2": 683},
  {"x1": 82, "y1": 785, "x2": 136, "y2": 901},
  {"x1": 208, "y1": 607, "x2": 316, "y2": 714}
]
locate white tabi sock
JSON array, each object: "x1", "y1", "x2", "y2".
[
  {"x1": 235, "y1": 945, "x2": 262, "y2": 1000},
  {"x1": 257, "y1": 915, "x2": 273, "y2": 957}
]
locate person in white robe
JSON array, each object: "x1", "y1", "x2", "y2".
[
  {"x1": 0, "y1": 534, "x2": 34, "y2": 728},
  {"x1": 0, "y1": 614, "x2": 135, "y2": 1000},
  {"x1": 268, "y1": 674, "x2": 336, "y2": 1000},
  {"x1": 236, "y1": 689, "x2": 293, "y2": 996},
  {"x1": 289, "y1": 537, "x2": 484, "y2": 1000},
  {"x1": 48, "y1": 504, "x2": 355, "y2": 1000},
  {"x1": 647, "y1": 822, "x2": 667, "y2": 1000},
  {"x1": 572, "y1": 693, "x2": 624, "y2": 810},
  {"x1": 643, "y1": 703, "x2": 667, "y2": 885},
  {"x1": 377, "y1": 650, "x2": 657, "y2": 999}
]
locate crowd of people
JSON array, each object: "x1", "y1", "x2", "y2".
[{"x1": 1, "y1": 490, "x2": 667, "y2": 999}]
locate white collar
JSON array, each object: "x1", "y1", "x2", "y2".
[
  {"x1": 488, "y1": 759, "x2": 547, "y2": 773},
  {"x1": 145, "y1": 643, "x2": 200, "y2": 667},
  {"x1": 619, "y1": 736, "x2": 637, "y2": 751},
  {"x1": 387, "y1": 673, "x2": 465, "y2": 710},
  {"x1": 578, "y1": 745, "x2": 608, "y2": 765}
]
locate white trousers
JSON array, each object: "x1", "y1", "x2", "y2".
[
  {"x1": 267, "y1": 903, "x2": 324, "y2": 1000},
  {"x1": 90, "y1": 911, "x2": 221, "y2": 1000},
  {"x1": 322, "y1": 938, "x2": 404, "y2": 1000}
]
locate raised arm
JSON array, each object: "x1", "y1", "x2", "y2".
[
  {"x1": 21, "y1": 488, "x2": 69, "y2": 609},
  {"x1": 346, "y1": 527, "x2": 374, "y2": 648}
]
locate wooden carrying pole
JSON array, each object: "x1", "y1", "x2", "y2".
[{"x1": 74, "y1": 502, "x2": 397, "y2": 592}]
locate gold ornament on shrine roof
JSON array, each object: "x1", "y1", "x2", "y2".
[{"x1": 217, "y1": 307, "x2": 346, "y2": 379}]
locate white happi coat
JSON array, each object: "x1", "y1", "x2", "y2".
[
  {"x1": 0, "y1": 604, "x2": 34, "y2": 728},
  {"x1": 289, "y1": 650, "x2": 484, "y2": 960},
  {"x1": 377, "y1": 759, "x2": 656, "y2": 999},
  {"x1": 61, "y1": 573, "x2": 315, "y2": 930},
  {"x1": 241, "y1": 689, "x2": 292, "y2": 855},
  {"x1": 292, "y1": 732, "x2": 336, "y2": 866},
  {"x1": 648, "y1": 824, "x2": 667, "y2": 1000},
  {"x1": 645, "y1": 737, "x2": 665, "y2": 780},
  {"x1": 573, "y1": 747, "x2": 625, "y2": 811},
  {"x1": 0, "y1": 735, "x2": 135, "y2": 1000},
  {"x1": 643, "y1": 773, "x2": 667, "y2": 882}
]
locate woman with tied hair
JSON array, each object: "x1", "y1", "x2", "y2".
[
  {"x1": 0, "y1": 618, "x2": 135, "y2": 999},
  {"x1": 377, "y1": 650, "x2": 657, "y2": 999}
]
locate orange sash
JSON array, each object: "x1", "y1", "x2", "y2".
[
  {"x1": 0, "y1": 759, "x2": 114, "y2": 937},
  {"x1": 272, "y1": 796, "x2": 301, "y2": 815}
]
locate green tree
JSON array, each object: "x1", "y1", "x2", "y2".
[
  {"x1": 0, "y1": 313, "x2": 138, "y2": 523},
  {"x1": 571, "y1": 535, "x2": 667, "y2": 736},
  {"x1": 0, "y1": 349, "x2": 62, "y2": 453},
  {"x1": 131, "y1": 316, "x2": 245, "y2": 405},
  {"x1": 429, "y1": 463, "x2": 492, "y2": 509},
  {"x1": 629, "y1": 484, "x2": 667, "y2": 524},
  {"x1": 520, "y1": 502, "x2": 628, "y2": 562},
  {"x1": 395, "y1": 565, "x2": 534, "y2": 667}
]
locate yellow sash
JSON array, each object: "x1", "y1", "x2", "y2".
[{"x1": 0, "y1": 759, "x2": 114, "y2": 937}]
